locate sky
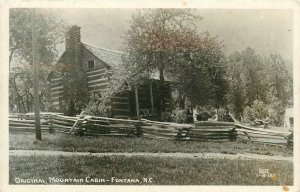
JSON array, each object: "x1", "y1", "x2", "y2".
[{"x1": 57, "y1": 8, "x2": 293, "y2": 61}]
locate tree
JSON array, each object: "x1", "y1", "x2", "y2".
[
  {"x1": 9, "y1": 8, "x2": 66, "y2": 113},
  {"x1": 121, "y1": 9, "x2": 202, "y2": 112},
  {"x1": 227, "y1": 51, "x2": 247, "y2": 117},
  {"x1": 265, "y1": 54, "x2": 292, "y2": 125},
  {"x1": 227, "y1": 48, "x2": 292, "y2": 125},
  {"x1": 116, "y1": 9, "x2": 226, "y2": 116},
  {"x1": 227, "y1": 48, "x2": 268, "y2": 118},
  {"x1": 241, "y1": 47, "x2": 268, "y2": 105},
  {"x1": 169, "y1": 33, "x2": 227, "y2": 109}
]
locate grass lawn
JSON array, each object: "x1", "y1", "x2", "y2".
[
  {"x1": 9, "y1": 155, "x2": 293, "y2": 185},
  {"x1": 9, "y1": 132, "x2": 292, "y2": 156}
]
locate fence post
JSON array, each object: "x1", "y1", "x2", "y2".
[
  {"x1": 287, "y1": 132, "x2": 293, "y2": 148},
  {"x1": 49, "y1": 114, "x2": 54, "y2": 133},
  {"x1": 135, "y1": 122, "x2": 143, "y2": 137},
  {"x1": 229, "y1": 127, "x2": 237, "y2": 141}
]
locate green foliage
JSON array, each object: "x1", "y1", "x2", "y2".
[
  {"x1": 242, "y1": 100, "x2": 269, "y2": 124},
  {"x1": 9, "y1": 9, "x2": 66, "y2": 66},
  {"x1": 81, "y1": 99, "x2": 111, "y2": 117},
  {"x1": 9, "y1": 9, "x2": 66, "y2": 113},
  {"x1": 172, "y1": 109, "x2": 193, "y2": 124},
  {"x1": 267, "y1": 89, "x2": 286, "y2": 126},
  {"x1": 161, "y1": 111, "x2": 173, "y2": 122},
  {"x1": 118, "y1": 9, "x2": 227, "y2": 112},
  {"x1": 227, "y1": 48, "x2": 292, "y2": 124}
]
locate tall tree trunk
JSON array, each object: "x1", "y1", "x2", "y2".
[
  {"x1": 179, "y1": 94, "x2": 186, "y2": 109},
  {"x1": 159, "y1": 63, "x2": 166, "y2": 113},
  {"x1": 9, "y1": 78, "x2": 27, "y2": 113}
]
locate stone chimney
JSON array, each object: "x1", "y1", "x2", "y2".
[{"x1": 65, "y1": 25, "x2": 81, "y2": 66}]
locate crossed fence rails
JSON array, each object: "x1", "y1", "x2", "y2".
[{"x1": 9, "y1": 113, "x2": 293, "y2": 147}]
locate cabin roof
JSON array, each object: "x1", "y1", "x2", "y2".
[{"x1": 82, "y1": 43, "x2": 123, "y2": 68}]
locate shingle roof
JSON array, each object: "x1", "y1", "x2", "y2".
[{"x1": 82, "y1": 43, "x2": 123, "y2": 68}]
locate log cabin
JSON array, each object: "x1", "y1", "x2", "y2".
[{"x1": 48, "y1": 25, "x2": 172, "y2": 119}]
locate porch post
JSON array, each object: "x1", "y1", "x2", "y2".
[
  {"x1": 150, "y1": 81, "x2": 154, "y2": 114},
  {"x1": 134, "y1": 85, "x2": 140, "y2": 117}
]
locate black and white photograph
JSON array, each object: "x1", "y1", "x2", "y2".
[{"x1": 0, "y1": 1, "x2": 299, "y2": 191}]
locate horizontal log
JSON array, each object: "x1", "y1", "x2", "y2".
[
  {"x1": 85, "y1": 119, "x2": 110, "y2": 124},
  {"x1": 195, "y1": 121, "x2": 235, "y2": 126},
  {"x1": 9, "y1": 119, "x2": 48, "y2": 123},
  {"x1": 9, "y1": 127, "x2": 49, "y2": 131},
  {"x1": 190, "y1": 128, "x2": 234, "y2": 132},
  {"x1": 10, "y1": 125, "x2": 49, "y2": 130},
  {"x1": 142, "y1": 133, "x2": 175, "y2": 140},
  {"x1": 237, "y1": 134, "x2": 285, "y2": 140},
  {"x1": 50, "y1": 91, "x2": 63, "y2": 98},
  {"x1": 188, "y1": 138, "x2": 230, "y2": 141},
  {"x1": 85, "y1": 116, "x2": 143, "y2": 124},
  {"x1": 141, "y1": 125, "x2": 177, "y2": 132},
  {"x1": 112, "y1": 101, "x2": 129, "y2": 105},
  {"x1": 88, "y1": 83, "x2": 108, "y2": 91},
  {"x1": 110, "y1": 97, "x2": 129, "y2": 101},
  {"x1": 85, "y1": 124, "x2": 110, "y2": 129},
  {"x1": 141, "y1": 120, "x2": 194, "y2": 129},
  {"x1": 86, "y1": 68, "x2": 106, "y2": 76},
  {"x1": 237, "y1": 132, "x2": 285, "y2": 139},
  {"x1": 187, "y1": 134, "x2": 232, "y2": 139},
  {"x1": 112, "y1": 108, "x2": 129, "y2": 112},
  {"x1": 51, "y1": 115, "x2": 78, "y2": 122},
  {"x1": 236, "y1": 129, "x2": 288, "y2": 137},
  {"x1": 142, "y1": 130, "x2": 179, "y2": 136},
  {"x1": 54, "y1": 114, "x2": 78, "y2": 120},
  {"x1": 50, "y1": 82, "x2": 62, "y2": 88},
  {"x1": 50, "y1": 119, "x2": 75, "y2": 126},
  {"x1": 87, "y1": 77, "x2": 108, "y2": 86},
  {"x1": 109, "y1": 124, "x2": 135, "y2": 129},
  {"x1": 194, "y1": 126, "x2": 235, "y2": 130},
  {"x1": 187, "y1": 132, "x2": 236, "y2": 137},
  {"x1": 52, "y1": 123, "x2": 72, "y2": 130},
  {"x1": 8, "y1": 118, "x2": 35, "y2": 121},
  {"x1": 235, "y1": 123, "x2": 291, "y2": 135},
  {"x1": 84, "y1": 133, "x2": 129, "y2": 137},
  {"x1": 85, "y1": 130, "x2": 109, "y2": 135},
  {"x1": 149, "y1": 124, "x2": 192, "y2": 130},
  {"x1": 9, "y1": 121, "x2": 48, "y2": 126},
  {"x1": 86, "y1": 126, "x2": 135, "y2": 133},
  {"x1": 142, "y1": 130, "x2": 178, "y2": 136}
]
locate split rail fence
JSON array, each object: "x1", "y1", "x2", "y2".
[{"x1": 9, "y1": 113, "x2": 293, "y2": 147}]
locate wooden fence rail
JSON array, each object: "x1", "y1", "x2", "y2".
[
  {"x1": 9, "y1": 113, "x2": 293, "y2": 147},
  {"x1": 235, "y1": 123, "x2": 293, "y2": 147}
]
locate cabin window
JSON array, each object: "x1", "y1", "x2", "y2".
[{"x1": 87, "y1": 60, "x2": 95, "y2": 69}]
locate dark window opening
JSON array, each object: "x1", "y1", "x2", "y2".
[{"x1": 88, "y1": 60, "x2": 95, "y2": 69}]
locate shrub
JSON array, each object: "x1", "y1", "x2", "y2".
[
  {"x1": 81, "y1": 99, "x2": 111, "y2": 117},
  {"x1": 242, "y1": 100, "x2": 269, "y2": 124},
  {"x1": 173, "y1": 109, "x2": 193, "y2": 124},
  {"x1": 161, "y1": 111, "x2": 172, "y2": 122},
  {"x1": 268, "y1": 97, "x2": 285, "y2": 126}
]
